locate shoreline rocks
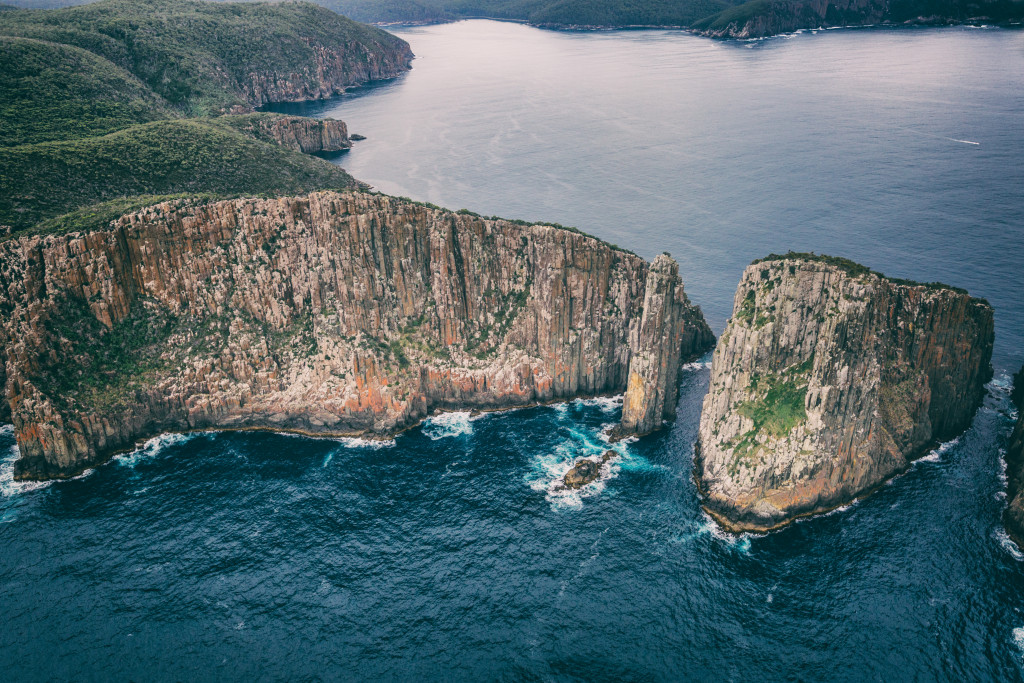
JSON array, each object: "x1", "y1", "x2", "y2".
[
  {"x1": 0, "y1": 191, "x2": 710, "y2": 480},
  {"x1": 563, "y1": 450, "x2": 617, "y2": 489},
  {"x1": 1005, "y1": 368, "x2": 1024, "y2": 547},
  {"x1": 695, "y1": 253, "x2": 994, "y2": 533}
]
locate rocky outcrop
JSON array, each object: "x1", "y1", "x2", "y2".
[
  {"x1": 0, "y1": 191, "x2": 712, "y2": 480},
  {"x1": 1005, "y1": 368, "x2": 1024, "y2": 546},
  {"x1": 696, "y1": 254, "x2": 993, "y2": 533},
  {"x1": 563, "y1": 450, "x2": 617, "y2": 489},
  {"x1": 234, "y1": 115, "x2": 352, "y2": 154},
  {"x1": 617, "y1": 254, "x2": 714, "y2": 438}
]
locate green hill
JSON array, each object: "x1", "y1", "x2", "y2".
[
  {"x1": 0, "y1": 119, "x2": 356, "y2": 231},
  {"x1": 0, "y1": 0, "x2": 412, "y2": 115},
  {"x1": 0, "y1": 35, "x2": 174, "y2": 146},
  {"x1": 0, "y1": 0, "x2": 416, "y2": 234}
]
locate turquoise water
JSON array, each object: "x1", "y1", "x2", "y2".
[{"x1": 5, "y1": 23, "x2": 1024, "y2": 681}]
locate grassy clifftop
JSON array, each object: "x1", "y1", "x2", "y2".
[
  {"x1": 0, "y1": 119, "x2": 357, "y2": 231},
  {"x1": 0, "y1": 0, "x2": 418, "y2": 233}
]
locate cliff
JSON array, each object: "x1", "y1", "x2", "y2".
[
  {"x1": 617, "y1": 254, "x2": 714, "y2": 438},
  {"x1": 223, "y1": 114, "x2": 352, "y2": 155},
  {"x1": 696, "y1": 254, "x2": 993, "y2": 533},
  {"x1": 1005, "y1": 368, "x2": 1024, "y2": 546},
  {"x1": 0, "y1": 191, "x2": 712, "y2": 480},
  {"x1": 0, "y1": 0, "x2": 414, "y2": 114}
]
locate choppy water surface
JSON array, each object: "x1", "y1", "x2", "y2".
[{"x1": 5, "y1": 23, "x2": 1024, "y2": 681}]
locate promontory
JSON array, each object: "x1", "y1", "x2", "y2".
[
  {"x1": 695, "y1": 253, "x2": 993, "y2": 533},
  {"x1": 0, "y1": 192, "x2": 712, "y2": 480}
]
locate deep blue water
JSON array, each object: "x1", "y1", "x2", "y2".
[{"x1": 5, "y1": 22, "x2": 1024, "y2": 681}]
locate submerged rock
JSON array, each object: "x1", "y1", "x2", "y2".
[
  {"x1": 0, "y1": 192, "x2": 710, "y2": 480},
  {"x1": 696, "y1": 253, "x2": 994, "y2": 533}
]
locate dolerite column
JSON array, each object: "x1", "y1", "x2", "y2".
[{"x1": 617, "y1": 254, "x2": 685, "y2": 437}]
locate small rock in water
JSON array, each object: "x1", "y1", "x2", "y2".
[
  {"x1": 563, "y1": 453, "x2": 615, "y2": 489},
  {"x1": 350, "y1": 133, "x2": 367, "y2": 141}
]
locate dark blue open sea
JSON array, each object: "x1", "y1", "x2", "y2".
[{"x1": 4, "y1": 21, "x2": 1024, "y2": 681}]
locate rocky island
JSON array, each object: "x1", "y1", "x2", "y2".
[
  {"x1": 695, "y1": 253, "x2": 993, "y2": 533},
  {"x1": 0, "y1": 193, "x2": 712, "y2": 480}
]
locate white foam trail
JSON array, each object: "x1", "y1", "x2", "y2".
[
  {"x1": 681, "y1": 360, "x2": 712, "y2": 371},
  {"x1": 421, "y1": 411, "x2": 474, "y2": 440}
]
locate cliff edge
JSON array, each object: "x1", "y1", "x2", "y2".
[
  {"x1": 696, "y1": 253, "x2": 993, "y2": 533},
  {"x1": 0, "y1": 191, "x2": 712, "y2": 480}
]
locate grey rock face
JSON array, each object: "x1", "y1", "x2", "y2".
[
  {"x1": 0, "y1": 192, "x2": 710, "y2": 480},
  {"x1": 696, "y1": 255, "x2": 993, "y2": 533},
  {"x1": 617, "y1": 254, "x2": 714, "y2": 438}
]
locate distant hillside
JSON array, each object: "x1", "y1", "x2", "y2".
[
  {"x1": 0, "y1": 35, "x2": 174, "y2": 146},
  {"x1": 0, "y1": 0, "x2": 416, "y2": 233},
  {"x1": 4, "y1": 0, "x2": 1022, "y2": 31},
  {"x1": 0, "y1": 0, "x2": 413, "y2": 114},
  {"x1": 691, "y1": 0, "x2": 1024, "y2": 37}
]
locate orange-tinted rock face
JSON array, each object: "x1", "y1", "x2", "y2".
[
  {"x1": 0, "y1": 191, "x2": 712, "y2": 480},
  {"x1": 696, "y1": 256, "x2": 994, "y2": 533}
]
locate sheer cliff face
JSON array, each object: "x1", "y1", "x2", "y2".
[
  {"x1": 618, "y1": 254, "x2": 714, "y2": 437},
  {"x1": 1005, "y1": 370, "x2": 1024, "y2": 546},
  {"x1": 0, "y1": 191, "x2": 711, "y2": 480},
  {"x1": 243, "y1": 39, "x2": 413, "y2": 107},
  {"x1": 696, "y1": 257, "x2": 993, "y2": 533}
]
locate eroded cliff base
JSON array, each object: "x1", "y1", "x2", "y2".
[{"x1": 0, "y1": 191, "x2": 712, "y2": 480}]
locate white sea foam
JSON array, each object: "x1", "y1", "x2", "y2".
[
  {"x1": 422, "y1": 411, "x2": 474, "y2": 440},
  {"x1": 572, "y1": 395, "x2": 623, "y2": 412},
  {"x1": 681, "y1": 360, "x2": 713, "y2": 371},
  {"x1": 996, "y1": 527, "x2": 1024, "y2": 561},
  {"x1": 915, "y1": 437, "x2": 960, "y2": 465},
  {"x1": 117, "y1": 433, "x2": 196, "y2": 468},
  {"x1": 526, "y1": 424, "x2": 638, "y2": 509},
  {"x1": 1014, "y1": 626, "x2": 1024, "y2": 651},
  {"x1": 335, "y1": 436, "x2": 396, "y2": 449},
  {"x1": 0, "y1": 441, "x2": 52, "y2": 498},
  {"x1": 0, "y1": 424, "x2": 13, "y2": 438}
]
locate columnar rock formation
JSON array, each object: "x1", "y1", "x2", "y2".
[
  {"x1": 617, "y1": 254, "x2": 714, "y2": 437},
  {"x1": 696, "y1": 254, "x2": 994, "y2": 533},
  {"x1": 247, "y1": 116, "x2": 352, "y2": 154},
  {"x1": 0, "y1": 191, "x2": 712, "y2": 480},
  {"x1": 1005, "y1": 368, "x2": 1024, "y2": 546}
]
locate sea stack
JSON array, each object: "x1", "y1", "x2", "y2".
[
  {"x1": 1004, "y1": 368, "x2": 1024, "y2": 547},
  {"x1": 695, "y1": 253, "x2": 994, "y2": 533},
  {"x1": 0, "y1": 191, "x2": 711, "y2": 480},
  {"x1": 616, "y1": 254, "x2": 715, "y2": 438}
]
